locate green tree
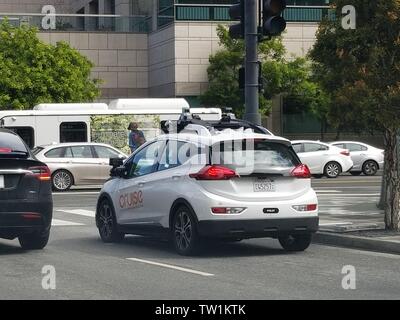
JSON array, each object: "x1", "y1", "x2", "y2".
[
  {"x1": 309, "y1": 0, "x2": 400, "y2": 230},
  {"x1": 0, "y1": 20, "x2": 100, "y2": 110},
  {"x1": 200, "y1": 25, "x2": 321, "y2": 118}
]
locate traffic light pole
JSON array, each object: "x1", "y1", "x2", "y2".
[{"x1": 244, "y1": 0, "x2": 261, "y2": 125}]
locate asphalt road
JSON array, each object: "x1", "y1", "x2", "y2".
[{"x1": 2, "y1": 174, "x2": 399, "y2": 300}]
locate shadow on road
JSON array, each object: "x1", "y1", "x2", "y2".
[{"x1": 0, "y1": 242, "x2": 25, "y2": 256}]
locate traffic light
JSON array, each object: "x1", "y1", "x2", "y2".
[
  {"x1": 229, "y1": 1, "x2": 245, "y2": 39},
  {"x1": 262, "y1": 0, "x2": 287, "y2": 37}
]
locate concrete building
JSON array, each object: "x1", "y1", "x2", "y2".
[{"x1": 2, "y1": 1, "x2": 381, "y2": 145}]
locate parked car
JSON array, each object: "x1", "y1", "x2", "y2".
[
  {"x1": 329, "y1": 141, "x2": 384, "y2": 176},
  {"x1": 291, "y1": 140, "x2": 353, "y2": 178},
  {"x1": 96, "y1": 117, "x2": 318, "y2": 255},
  {"x1": 0, "y1": 129, "x2": 52, "y2": 249},
  {"x1": 33, "y1": 143, "x2": 127, "y2": 191}
]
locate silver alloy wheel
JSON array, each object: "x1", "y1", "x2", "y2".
[
  {"x1": 99, "y1": 203, "x2": 113, "y2": 239},
  {"x1": 325, "y1": 162, "x2": 340, "y2": 178},
  {"x1": 363, "y1": 161, "x2": 378, "y2": 175},
  {"x1": 174, "y1": 211, "x2": 192, "y2": 251},
  {"x1": 53, "y1": 171, "x2": 72, "y2": 191}
]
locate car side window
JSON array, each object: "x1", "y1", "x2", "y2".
[
  {"x1": 70, "y1": 146, "x2": 94, "y2": 158},
  {"x1": 125, "y1": 141, "x2": 165, "y2": 178},
  {"x1": 94, "y1": 146, "x2": 121, "y2": 159},
  {"x1": 158, "y1": 141, "x2": 196, "y2": 172},
  {"x1": 333, "y1": 143, "x2": 345, "y2": 149},
  {"x1": 303, "y1": 143, "x2": 327, "y2": 152},
  {"x1": 347, "y1": 143, "x2": 366, "y2": 152},
  {"x1": 292, "y1": 144, "x2": 302, "y2": 153},
  {"x1": 44, "y1": 147, "x2": 64, "y2": 158}
]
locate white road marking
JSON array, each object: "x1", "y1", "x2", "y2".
[
  {"x1": 59, "y1": 209, "x2": 96, "y2": 217},
  {"x1": 319, "y1": 222, "x2": 353, "y2": 226},
  {"x1": 316, "y1": 190, "x2": 342, "y2": 193},
  {"x1": 317, "y1": 194, "x2": 380, "y2": 197},
  {"x1": 53, "y1": 192, "x2": 99, "y2": 195},
  {"x1": 126, "y1": 258, "x2": 214, "y2": 277},
  {"x1": 52, "y1": 219, "x2": 84, "y2": 226}
]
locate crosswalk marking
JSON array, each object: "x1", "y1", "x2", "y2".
[
  {"x1": 59, "y1": 209, "x2": 96, "y2": 217},
  {"x1": 52, "y1": 219, "x2": 84, "y2": 226}
]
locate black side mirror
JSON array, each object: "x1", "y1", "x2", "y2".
[
  {"x1": 110, "y1": 166, "x2": 127, "y2": 178},
  {"x1": 109, "y1": 157, "x2": 124, "y2": 168}
]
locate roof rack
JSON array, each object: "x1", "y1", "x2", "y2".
[{"x1": 160, "y1": 108, "x2": 272, "y2": 135}]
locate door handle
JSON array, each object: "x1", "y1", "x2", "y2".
[
  {"x1": 138, "y1": 181, "x2": 146, "y2": 187},
  {"x1": 172, "y1": 175, "x2": 182, "y2": 180}
]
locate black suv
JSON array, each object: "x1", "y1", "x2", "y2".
[{"x1": 0, "y1": 129, "x2": 53, "y2": 250}]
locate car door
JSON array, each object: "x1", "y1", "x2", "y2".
[
  {"x1": 297, "y1": 143, "x2": 328, "y2": 173},
  {"x1": 67, "y1": 145, "x2": 102, "y2": 184},
  {"x1": 345, "y1": 143, "x2": 367, "y2": 171},
  {"x1": 93, "y1": 145, "x2": 125, "y2": 182},
  {"x1": 115, "y1": 140, "x2": 166, "y2": 225}
]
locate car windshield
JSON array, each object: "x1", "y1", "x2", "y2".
[{"x1": 211, "y1": 139, "x2": 300, "y2": 176}]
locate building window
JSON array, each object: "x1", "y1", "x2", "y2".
[
  {"x1": 5, "y1": 127, "x2": 35, "y2": 149},
  {"x1": 60, "y1": 122, "x2": 88, "y2": 143}
]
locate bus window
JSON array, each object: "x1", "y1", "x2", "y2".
[
  {"x1": 60, "y1": 122, "x2": 88, "y2": 143},
  {"x1": 5, "y1": 127, "x2": 35, "y2": 149}
]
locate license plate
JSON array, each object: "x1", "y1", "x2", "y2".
[
  {"x1": 0, "y1": 175, "x2": 4, "y2": 189},
  {"x1": 254, "y1": 179, "x2": 276, "y2": 192}
]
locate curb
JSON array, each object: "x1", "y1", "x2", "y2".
[{"x1": 313, "y1": 232, "x2": 400, "y2": 255}]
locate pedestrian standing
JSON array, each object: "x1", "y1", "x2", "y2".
[{"x1": 128, "y1": 122, "x2": 146, "y2": 153}]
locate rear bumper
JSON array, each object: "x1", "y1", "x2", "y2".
[
  {"x1": 197, "y1": 217, "x2": 319, "y2": 239},
  {"x1": 0, "y1": 200, "x2": 52, "y2": 238}
]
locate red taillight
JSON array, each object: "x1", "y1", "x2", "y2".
[
  {"x1": 189, "y1": 165, "x2": 238, "y2": 180},
  {"x1": 28, "y1": 166, "x2": 51, "y2": 181},
  {"x1": 291, "y1": 164, "x2": 311, "y2": 179},
  {"x1": 292, "y1": 204, "x2": 318, "y2": 212},
  {"x1": 22, "y1": 213, "x2": 41, "y2": 220},
  {"x1": 0, "y1": 148, "x2": 12, "y2": 153},
  {"x1": 340, "y1": 150, "x2": 350, "y2": 156}
]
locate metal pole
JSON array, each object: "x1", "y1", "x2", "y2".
[{"x1": 244, "y1": 0, "x2": 261, "y2": 125}]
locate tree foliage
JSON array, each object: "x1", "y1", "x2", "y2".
[
  {"x1": 0, "y1": 20, "x2": 100, "y2": 110},
  {"x1": 310, "y1": 0, "x2": 400, "y2": 230},
  {"x1": 200, "y1": 25, "x2": 322, "y2": 118}
]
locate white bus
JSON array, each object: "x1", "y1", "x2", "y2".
[{"x1": 0, "y1": 99, "x2": 222, "y2": 152}]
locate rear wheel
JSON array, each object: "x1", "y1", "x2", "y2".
[
  {"x1": 97, "y1": 199, "x2": 125, "y2": 243},
  {"x1": 324, "y1": 161, "x2": 341, "y2": 178},
  {"x1": 172, "y1": 205, "x2": 200, "y2": 256},
  {"x1": 278, "y1": 233, "x2": 312, "y2": 252},
  {"x1": 19, "y1": 231, "x2": 49, "y2": 250},
  {"x1": 362, "y1": 160, "x2": 378, "y2": 176},
  {"x1": 52, "y1": 170, "x2": 73, "y2": 192}
]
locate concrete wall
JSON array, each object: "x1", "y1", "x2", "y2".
[
  {"x1": 0, "y1": 0, "x2": 71, "y2": 13},
  {"x1": 38, "y1": 31, "x2": 149, "y2": 101}
]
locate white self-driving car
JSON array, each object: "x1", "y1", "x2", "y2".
[
  {"x1": 291, "y1": 140, "x2": 354, "y2": 178},
  {"x1": 96, "y1": 118, "x2": 319, "y2": 255}
]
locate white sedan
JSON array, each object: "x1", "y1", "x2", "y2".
[
  {"x1": 291, "y1": 140, "x2": 354, "y2": 178},
  {"x1": 329, "y1": 141, "x2": 384, "y2": 176}
]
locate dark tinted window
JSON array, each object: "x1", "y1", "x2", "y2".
[
  {"x1": 60, "y1": 122, "x2": 88, "y2": 143},
  {"x1": 0, "y1": 131, "x2": 28, "y2": 155},
  {"x1": 32, "y1": 146, "x2": 44, "y2": 155},
  {"x1": 94, "y1": 146, "x2": 121, "y2": 158},
  {"x1": 332, "y1": 143, "x2": 345, "y2": 149},
  {"x1": 45, "y1": 147, "x2": 64, "y2": 158},
  {"x1": 347, "y1": 143, "x2": 367, "y2": 152},
  {"x1": 70, "y1": 146, "x2": 94, "y2": 158},
  {"x1": 303, "y1": 143, "x2": 328, "y2": 152},
  {"x1": 292, "y1": 143, "x2": 302, "y2": 153},
  {"x1": 5, "y1": 127, "x2": 34, "y2": 149}
]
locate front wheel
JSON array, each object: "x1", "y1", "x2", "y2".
[
  {"x1": 278, "y1": 233, "x2": 312, "y2": 252},
  {"x1": 97, "y1": 199, "x2": 125, "y2": 243},
  {"x1": 19, "y1": 231, "x2": 50, "y2": 250},
  {"x1": 362, "y1": 160, "x2": 379, "y2": 176},
  {"x1": 172, "y1": 205, "x2": 200, "y2": 256},
  {"x1": 324, "y1": 162, "x2": 342, "y2": 178}
]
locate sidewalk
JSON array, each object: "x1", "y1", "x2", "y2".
[{"x1": 316, "y1": 203, "x2": 400, "y2": 254}]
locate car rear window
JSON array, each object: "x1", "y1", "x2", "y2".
[
  {"x1": 211, "y1": 140, "x2": 300, "y2": 175},
  {"x1": 0, "y1": 131, "x2": 29, "y2": 157},
  {"x1": 32, "y1": 146, "x2": 44, "y2": 155}
]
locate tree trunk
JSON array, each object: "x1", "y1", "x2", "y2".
[
  {"x1": 383, "y1": 128, "x2": 400, "y2": 231},
  {"x1": 377, "y1": 161, "x2": 386, "y2": 210}
]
